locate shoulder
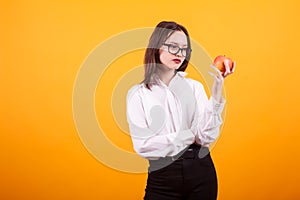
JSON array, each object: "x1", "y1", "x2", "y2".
[
  {"x1": 126, "y1": 83, "x2": 147, "y2": 102},
  {"x1": 176, "y1": 71, "x2": 205, "y2": 93},
  {"x1": 127, "y1": 84, "x2": 142, "y2": 96},
  {"x1": 177, "y1": 71, "x2": 203, "y2": 87},
  {"x1": 182, "y1": 77, "x2": 205, "y2": 92}
]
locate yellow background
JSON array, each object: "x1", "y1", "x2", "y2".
[{"x1": 1, "y1": 0, "x2": 300, "y2": 199}]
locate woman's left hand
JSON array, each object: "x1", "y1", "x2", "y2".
[{"x1": 208, "y1": 61, "x2": 236, "y2": 102}]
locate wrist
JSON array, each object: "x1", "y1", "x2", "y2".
[{"x1": 212, "y1": 94, "x2": 222, "y2": 103}]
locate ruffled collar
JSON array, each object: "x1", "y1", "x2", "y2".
[{"x1": 158, "y1": 71, "x2": 188, "y2": 88}]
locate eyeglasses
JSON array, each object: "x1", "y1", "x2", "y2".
[{"x1": 162, "y1": 43, "x2": 192, "y2": 57}]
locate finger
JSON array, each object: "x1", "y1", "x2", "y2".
[
  {"x1": 208, "y1": 70, "x2": 224, "y2": 83},
  {"x1": 208, "y1": 71, "x2": 216, "y2": 78},
  {"x1": 231, "y1": 61, "x2": 236, "y2": 73},
  {"x1": 210, "y1": 64, "x2": 218, "y2": 71},
  {"x1": 223, "y1": 59, "x2": 231, "y2": 77},
  {"x1": 210, "y1": 64, "x2": 223, "y2": 78},
  {"x1": 208, "y1": 71, "x2": 218, "y2": 81}
]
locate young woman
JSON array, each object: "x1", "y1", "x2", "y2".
[{"x1": 126, "y1": 21, "x2": 235, "y2": 200}]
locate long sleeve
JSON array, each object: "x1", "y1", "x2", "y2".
[
  {"x1": 189, "y1": 79, "x2": 226, "y2": 147},
  {"x1": 126, "y1": 85, "x2": 195, "y2": 159}
]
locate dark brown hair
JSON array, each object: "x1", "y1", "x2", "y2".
[{"x1": 142, "y1": 21, "x2": 192, "y2": 90}]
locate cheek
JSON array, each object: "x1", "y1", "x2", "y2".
[{"x1": 159, "y1": 50, "x2": 170, "y2": 64}]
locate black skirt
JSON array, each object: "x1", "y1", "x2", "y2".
[{"x1": 144, "y1": 144, "x2": 218, "y2": 200}]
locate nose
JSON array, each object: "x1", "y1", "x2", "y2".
[{"x1": 175, "y1": 50, "x2": 184, "y2": 57}]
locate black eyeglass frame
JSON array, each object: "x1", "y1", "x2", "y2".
[{"x1": 162, "y1": 43, "x2": 192, "y2": 57}]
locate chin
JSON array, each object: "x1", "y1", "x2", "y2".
[
  {"x1": 175, "y1": 63, "x2": 183, "y2": 69},
  {"x1": 175, "y1": 66, "x2": 181, "y2": 70},
  {"x1": 168, "y1": 65, "x2": 180, "y2": 70},
  {"x1": 163, "y1": 62, "x2": 182, "y2": 70}
]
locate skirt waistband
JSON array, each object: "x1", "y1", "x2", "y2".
[{"x1": 148, "y1": 143, "x2": 210, "y2": 172}]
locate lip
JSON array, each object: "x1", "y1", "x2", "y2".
[{"x1": 172, "y1": 59, "x2": 181, "y2": 64}]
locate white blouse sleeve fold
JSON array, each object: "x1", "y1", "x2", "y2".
[
  {"x1": 126, "y1": 73, "x2": 226, "y2": 159},
  {"x1": 189, "y1": 80, "x2": 226, "y2": 146},
  {"x1": 126, "y1": 85, "x2": 195, "y2": 159}
]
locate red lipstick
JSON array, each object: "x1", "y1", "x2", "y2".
[{"x1": 173, "y1": 59, "x2": 181, "y2": 64}]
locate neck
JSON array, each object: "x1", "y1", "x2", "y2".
[{"x1": 157, "y1": 68, "x2": 176, "y2": 86}]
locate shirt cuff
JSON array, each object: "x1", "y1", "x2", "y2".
[{"x1": 210, "y1": 96, "x2": 226, "y2": 114}]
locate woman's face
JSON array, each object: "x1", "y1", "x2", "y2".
[{"x1": 159, "y1": 31, "x2": 188, "y2": 70}]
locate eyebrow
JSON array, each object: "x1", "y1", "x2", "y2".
[{"x1": 169, "y1": 42, "x2": 188, "y2": 47}]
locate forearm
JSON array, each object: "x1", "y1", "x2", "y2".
[
  {"x1": 192, "y1": 97, "x2": 225, "y2": 146},
  {"x1": 129, "y1": 124, "x2": 195, "y2": 159}
]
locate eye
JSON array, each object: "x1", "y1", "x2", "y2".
[{"x1": 169, "y1": 45, "x2": 179, "y2": 50}]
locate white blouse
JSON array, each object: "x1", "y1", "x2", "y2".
[{"x1": 126, "y1": 71, "x2": 225, "y2": 160}]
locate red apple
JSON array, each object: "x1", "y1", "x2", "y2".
[{"x1": 213, "y1": 55, "x2": 234, "y2": 76}]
